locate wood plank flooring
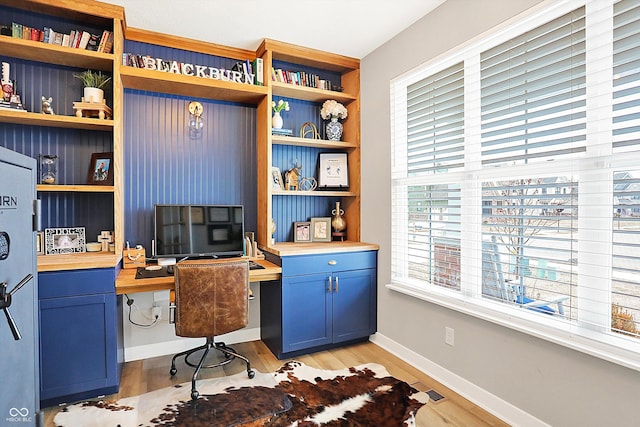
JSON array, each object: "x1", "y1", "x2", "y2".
[{"x1": 42, "y1": 340, "x2": 510, "y2": 426}]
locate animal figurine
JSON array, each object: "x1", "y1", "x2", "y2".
[{"x1": 41, "y1": 96, "x2": 55, "y2": 115}]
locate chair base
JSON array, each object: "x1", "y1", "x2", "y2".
[{"x1": 169, "y1": 337, "x2": 255, "y2": 400}]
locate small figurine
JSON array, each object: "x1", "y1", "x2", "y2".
[{"x1": 41, "y1": 96, "x2": 55, "y2": 115}]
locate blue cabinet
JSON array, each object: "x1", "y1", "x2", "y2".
[
  {"x1": 38, "y1": 268, "x2": 123, "y2": 407},
  {"x1": 261, "y1": 250, "x2": 377, "y2": 359}
]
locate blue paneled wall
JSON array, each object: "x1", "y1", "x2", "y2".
[{"x1": 123, "y1": 90, "x2": 257, "y2": 249}]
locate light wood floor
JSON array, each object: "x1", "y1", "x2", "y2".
[{"x1": 43, "y1": 340, "x2": 510, "y2": 426}]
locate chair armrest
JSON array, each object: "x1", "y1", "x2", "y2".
[{"x1": 523, "y1": 295, "x2": 569, "y2": 316}]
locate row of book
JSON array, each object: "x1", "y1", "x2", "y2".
[
  {"x1": 272, "y1": 68, "x2": 335, "y2": 91},
  {"x1": 5, "y1": 23, "x2": 113, "y2": 54}
]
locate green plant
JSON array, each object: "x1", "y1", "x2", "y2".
[{"x1": 73, "y1": 70, "x2": 111, "y2": 89}]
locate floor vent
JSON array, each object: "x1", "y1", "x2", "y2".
[{"x1": 426, "y1": 389, "x2": 445, "y2": 402}]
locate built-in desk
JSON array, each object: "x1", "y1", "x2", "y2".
[{"x1": 115, "y1": 258, "x2": 282, "y2": 295}]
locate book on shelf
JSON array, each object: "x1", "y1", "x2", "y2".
[
  {"x1": 86, "y1": 33, "x2": 100, "y2": 51},
  {"x1": 100, "y1": 31, "x2": 114, "y2": 54},
  {"x1": 78, "y1": 31, "x2": 90, "y2": 49},
  {"x1": 272, "y1": 128, "x2": 293, "y2": 136},
  {"x1": 253, "y1": 58, "x2": 264, "y2": 85}
]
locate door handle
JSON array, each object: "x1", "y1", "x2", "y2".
[
  {"x1": 1, "y1": 274, "x2": 33, "y2": 340},
  {"x1": 335, "y1": 275, "x2": 339, "y2": 293},
  {"x1": 328, "y1": 276, "x2": 333, "y2": 292}
]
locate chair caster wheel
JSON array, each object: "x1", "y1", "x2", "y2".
[
  {"x1": 191, "y1": 390, "x2": 199, "y2": 400},
  {"x1": 247, "y1": 369, "x2": 255, "y2": 379},
  {"x1": 170, "y1": 367, "x2": 177, "y2": 376}
]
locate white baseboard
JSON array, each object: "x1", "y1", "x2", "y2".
[
  {"x1": 124, "y1": 327, "x2": 261, "y2": 362},
  {"x1": 370, "y1": 333, "x2": 550, "y2": 427}
]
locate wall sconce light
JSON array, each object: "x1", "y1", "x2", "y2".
[{"x1": 188, "y1": 101, "x2": 204, "y2": 137}]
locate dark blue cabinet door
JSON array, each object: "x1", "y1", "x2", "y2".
[
  {"x1": 332, "y1": 269, "x2": 376, "y2": 343},
  {"x1": 282, "y1": 272, "x2": 332, "y2": 352},
  {"x1": 38, "y1": 268, "x2": 120, "y2": 407}
]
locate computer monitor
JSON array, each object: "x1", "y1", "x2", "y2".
[{"x1": 153, "y1": 204, "x2": 244, "y2": 260}]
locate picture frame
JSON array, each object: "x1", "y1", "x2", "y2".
[
  {"x1": 271, "y1": 166, "x2": 285, "y2": 191},
  {"x1": 44, "y1": 227, "x2": 86, "y2": 255},
  {"x1": 87, "y1": 152, "x2": 114, "y2": 185},
  {"x1": 310, "y1": 217, "x2": 331, "y2": 242},
  {"x1": 190, "y1": 206, "x2": 205, "y2": 224},
  {"x1": 36, "y1": 231, "x2": 44, "y2": 255},
  {"x1": 317, "y1": 152, "x2": 348, "y2": 188},
  {"x1": 208, "y1": 206, "x2": 230, "y2": 222},
  {"x1": 293, "y1": 221, "x2": 312, "y2": 243}
]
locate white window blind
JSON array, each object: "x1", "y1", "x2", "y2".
[
  {"x1": 613, "y1": 0, "x2": 640, "y2": 152},
  {"x1": 480, "y1": 8, "x2": 586, "y2": 165},
  {"x1": 390, "y1": 0, "x2": 640, "y2": 370}
]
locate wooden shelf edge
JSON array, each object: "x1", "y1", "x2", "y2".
[
  {"x1": 258, "y1": 39, "x2": 360, "y2": 73},
  {"x1": 272, "y1": 190, "x2": 356, "y2": 197},
  {"x1": 271, "y1": 81, "x2": 356, "y2": 103},
  {"x1": 272, "y1": 135, "x2": 357, "y2": 149},
  {"x1": 0, "y1": 109, "x2": 115, "y2": 130},
  {"x1": 37, "y1": 184, "x2": 115, "y2": 192},
  {"x1": 121, "y1": 66, "x2": 268, "y2": 104},
  {"x1": 38, "y1": 252, "x2": 121, "y2": 272},
  {"x1": 0, "y1": 35, "x2": 114, "y2": 71},
  {"x1": 262, "y1": 241, "x2": 379, "y2": 257}
]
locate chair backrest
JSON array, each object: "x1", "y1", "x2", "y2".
[
  {"x1": 482, "y1": 237, "x2": 516, "y2": 303},
  {"x1": 174, "y1": 260, "x2": 249, "y2": 338}
]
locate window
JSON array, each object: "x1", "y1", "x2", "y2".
[{"x1": 390, "y1": 0, "x2": 640, "y2": 370}]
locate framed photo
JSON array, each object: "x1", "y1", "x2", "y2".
[
  {"x1": 208, "y1": 224, "x2": 231, "y2": 244},
  {"x1": 233, "y1": 206, "x2": 244, "y2": 224},
  {"x1": 208, "y1": 206, "x2": 229, "y2": 222},
  {"x1": 87, "y1": 152, "x2": 114, "y2": 185},
  {"x1": 293, "y1": 221, "x2": 312, "y2": 243},
  {"x1": 317, "y1": 152, "x2": 348, "y2": 188},
  {"x1": 44, "y1": 227, "x2": 86, "y2": 255},
  {"x1": 190, "y1": 206, "x2": 205, "y2": 224},
  {"x1": 271, "y1": 166, "x2": 285, "y2": 191},
  {"x1": 36, "y1": 231, "x2": 44, "y2": 255},
  {"x1": 310, "y1": 217, "x2": 331, "y2": 242}
]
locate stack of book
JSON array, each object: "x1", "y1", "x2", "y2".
[
  {"x1": 272, "y1": 128, "x2": 293, "y2": 137},
  {"x1": 8, "y1": 22, "x2": 113, "y2": 53},
  {"x1": 0, "y1": 100, "x2": 27, "y2": 112}
]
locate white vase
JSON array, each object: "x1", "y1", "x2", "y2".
[
  {"x1": 272, "y1": 111, "x2": 283, "y2": 129},
  {"x1": 83, "y1": 87, "x2": 104, "y2": 104}
]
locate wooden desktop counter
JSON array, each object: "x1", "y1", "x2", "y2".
[{"x1": 115, "y1": 258, "x2": 281, "y2": 295}]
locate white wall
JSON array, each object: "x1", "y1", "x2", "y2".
[{"x1": 361, "y1": 1, "x2": 640, "y2": 426}]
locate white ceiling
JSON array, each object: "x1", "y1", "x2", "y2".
[{"x1": 105, "y1": 0, "x2": 445, "y2": 58}]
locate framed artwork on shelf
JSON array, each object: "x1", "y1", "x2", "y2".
[
  {"x1": 44, "y1": 227, "x2": 86, "y2": 255},
  {"x1": 87, "y1": 152, "x2": 114, "y2": 185},
  {"x1": 271, "y1": 166, "x2": 285, "y2": 190},
  {"x1": 310, "y1": 217, "x2": 331, "y2": 242},
  {"x1": 317, "y1": 152, "x2": 348, "y2": 188},
  {"x1": 293, "y1": 221, "x2": 312, "y2": 243}
]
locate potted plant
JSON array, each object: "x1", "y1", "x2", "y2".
[{"x1": 73, "y1": 70, "x2": 111, "y2": 104}]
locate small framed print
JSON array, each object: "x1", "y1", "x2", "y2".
[
  {"x1": 44, "y1": 227, "x2": 86, "y2": 255},
  {"x1": 36, "y1": 231, "x2": 44, "y2": 255},
  {"x1": 87, "y1": 152, "x2": 114, "y2": 185},
  {"x1": 318, "y1": 152, "x2": 348, "y2": 188},
  {"x1": 293, "y1": 221, "x2": 312, "y2": 243},
  {"x1": 191, "y1": 206, "x2": 205, "y2": 224},
  {"x1": 209, "y1": 206, "x2": 230, "y2": 222},
  {"x1": 310, "y1": 217, "x2": 331, "y2": 242},
  {"x1": 271, "y1": 166, "x2": 285, "y2": 191}
]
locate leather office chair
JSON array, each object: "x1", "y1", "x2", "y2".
[{"x1": 169, "y1": 260, "x2": 255, "y2": 400}]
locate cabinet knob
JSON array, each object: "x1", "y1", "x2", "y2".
[{"x1": 328, "y1": 260, "x2": 337, "y2": 265}]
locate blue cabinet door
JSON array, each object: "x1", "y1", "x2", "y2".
[
  {"x1": 332, "y1": 268, "x2": 376, "y2": 343},
  {"x1": 39, "y1": 269, "x2": 120, "y2": 407},
  {"x1": 282, "y1": 272, "x2": 332, "y2": 352}
]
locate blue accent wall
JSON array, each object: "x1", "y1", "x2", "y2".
[{"x1": 122, "y1": 89, "x2": 257, "y2": 249}]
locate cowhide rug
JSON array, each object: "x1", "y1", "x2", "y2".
[{"x1": 53, "y1": 361, "x2": 428, "y2": 427}]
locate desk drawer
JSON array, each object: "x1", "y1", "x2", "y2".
[
  {"x1": 39, "y1": 268, "x2": 115, "y2": 299},
  {"x1": 281, "y1": 251, "x2": 377, "y2": 276}
]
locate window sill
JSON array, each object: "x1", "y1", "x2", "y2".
[{"x1": 386, "y1": 281, "x2": 640, "y2": 372}]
